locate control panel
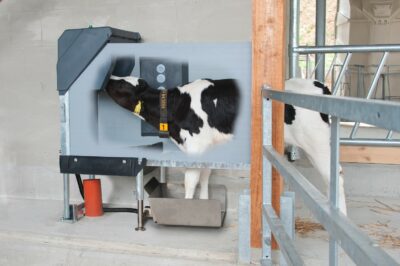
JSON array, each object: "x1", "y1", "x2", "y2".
[{"x1": 139, "y1": 58, "x2": 189, "y2": 136}]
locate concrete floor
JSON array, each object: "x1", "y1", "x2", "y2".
[
  {"x1": 0, "y1": 197, "x2": 239, "y2": 266},
  {"x1": 0, "y1": 195, "x2": 399, "y2": 265},
  {"x1": 1, "y1": 138, "x2": 399, "y2": 265},
  {"x1": 292, "y1": 197, "x2": 400, "y2": 265}
]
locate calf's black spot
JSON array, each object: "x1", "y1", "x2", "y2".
[
  {"x1": 170, "y1": 91, "x2": 203, "y2": 141},
  {"x1": 313, "y1": 81, "x2": 331, "y2": 95},
  {"x1": 285, "y1": 104, "x2": 296, "y2": 125},
  {"x1": 201, "y1": 79, "x2": 239, "y2": 134},
  {"x1": 313, "y1": 80, "x2": 330, "y2": 124}
]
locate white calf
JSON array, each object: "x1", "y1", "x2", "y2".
[
  {"x1": 105, "y1": 76, "x2": 346, "y2": 214},
  {"x1": 184, "y1": 79, "x2": 347, "y2": 215}
]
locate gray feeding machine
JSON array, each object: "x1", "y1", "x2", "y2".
[{"x1": 57, "y1": 27, "x2": 251, "y2": 228}]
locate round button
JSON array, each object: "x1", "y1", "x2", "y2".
[
  {"x1": 156, "y1": 64, "x2": 166, "y2": 73},
  {"x1": 157, "y1": 74, "x2": 166, "y2": 83}
]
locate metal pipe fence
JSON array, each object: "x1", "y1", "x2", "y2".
[
  {"x1": 266, "y1": 0, "x2": 400, "y2": 264},
  {"x1": 288, "y1": 0, "x2": 400, "y2": 147},
  {"x1": 295, "y1": 45, "x2": 400, "y2": 146},
  {"x1": 330, "y1": 64, "x2": 400, "y2": 100},
  {"x1": 261, "y1": 85, "x2": 400, "y2": 266},
  {"x1": 291, "y1": 39, "x2": 400, "y2": 145}
]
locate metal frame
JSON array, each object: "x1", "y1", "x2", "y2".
[
  {"x1": 60, "y1": 90, "x2": 147, "y2": 227},
  {"x1": 289, "y1": 0, "x2": 400, "y2": 148},
  {"x1": 238, "y1": 190, "x2": 251, "y2": 263},
  {"x1": 334, "y1": 64, "x2": 400, "y2": 99},
  {"x1": 315, "y1": 0, "x2": 326, "y2": 82},
  {"x1": 135, "y1": 163, "x2": 145, "y2": 231},
  {"x1": 261, "y1": 85, "x2": 399, "y2": 265}
]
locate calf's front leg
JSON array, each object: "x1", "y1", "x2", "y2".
[
  {"x1": 184, "y1": 169, "x2": 201, "y2": 199},
  {"x1": 199, "y1": 168, "x2": 211, "y2": 200}
]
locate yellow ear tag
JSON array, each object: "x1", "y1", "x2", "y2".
[
  {"x1": 133, "y1": 101, "x2": 142, "y2": 114},
  {"x1": 159, "y1": 123, "x2": 168, "y2": 132}
]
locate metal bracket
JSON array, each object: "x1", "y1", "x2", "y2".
[
  {"x1": 287, "y1": 146, "x2": 300, "y2": 162},
  {"x1": 260, "y1": 258, "x2": 272, "y2": 266},
  {"x1": 279, "y1": 192, "x2": 295, "y2": 266},
  {"x1": 238, "y1": 189, "x2": 251, "y2": 263},
  {"x1": 135, "y1": 159, "x2": 147, "y2": 231},
  {"x1": 61, "y1": 203, "x2": 85, "y2": 223}
]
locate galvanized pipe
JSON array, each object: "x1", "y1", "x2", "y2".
[
  {"x1": 262, "y1": 94, "x2": 273, "y2": 259},
  {"x1": 294, "y1": 44, "x2": 400, "y2": 54},
  {"x1": 289, "y1": 0, "x2": 300, "y2": 78},
  {"x1": 63, "y1": 173, "x2": 70, "y2": 220},
  {"x1": 330, "y1": 117, "x2": 341, "y2": 209},
  {"x1": 315, "y1": 0, "x2": 326, "y2": 82},
  {"x1": 263, "y1": 87, "x2": 400, "y2": 132},
  {"x1": 356, "y1": 65, "x2": 364, "y2": 98},
  {"x1": 366, "y1": 53, "x2": 390, "y2": 99},
  {"x1": 329, "y1": 116, "x2": 341, "y2": 266},
  {"x1": 135, "y1": 159, "x2": 145, "y2": 231},
  {"x1": 310, "y1": 55, "x2": 323, "y2": 78},
  {"x1": 238, "y1": 190, "x2": 251, "y2": 263},
  {"x1": 341, "y1": 138, "x2": 400, "y2": 147},
  {"x1": 279, "y1": 192, "x2": 296, "y2": 266},
  {"x1": 350, "y1": 52, "x2": 390, "y2": 138},
  {"x1": 160, "y1": 166, "x2": 166, "y2": 183},
  {"x1": 386, "y1": 130, "x2": 394, "y2": 140},
  {"x1": 263, "y1": 146, "x2": 399, "y2": 266},
  {"x1": 325, "y1": 53, "x2": 338, "y2": 81},
  {"x1": 136, "y1": 166, "x2": 144, "y2": 201},
  {"x1": 382, "y1": 74, "x2": 386, "y2": 99},
  {"x1": 263, "y1": 204, "x2": 304, "y2": 265},
  {"x1": 332, "y1": 53, "x2": 352, "y2": 95}
]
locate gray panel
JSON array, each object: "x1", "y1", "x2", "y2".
[
  {"x1": 57, "y1": 27, "x2": 141, "y2": 95},
  {"x1": 139, "y1": 58, "x2": 188, "y2": 136},
  {"x1": 67, "y1": 42, "x2": 251, "y2": 169},
  {"x1": 140, "y1": 57, "x2": 188, "y2": 89}
]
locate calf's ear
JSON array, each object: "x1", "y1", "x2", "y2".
[
  {"x1": 105, "y1": 79, "x2": 136, "y2": 111},
  {"x1": 137, "y1": 78, "x2": 150, "y2": 92}
]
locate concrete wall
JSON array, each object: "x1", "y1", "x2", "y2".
[{"x1": 0, "y1": 0, "x2": 251, "y2": 203}]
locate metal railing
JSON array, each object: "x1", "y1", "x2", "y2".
[
  {"x1": 333, "y1": 64, "x2": 400, "y2": 147},
  {"x1": 289, "y1": 0, "x2": 400, "y2": 148},
  {"x1": 292, "y1": 45, "x2": 400, "y2": 147},
  {"x1": 330, "y1": 64, "x2": 400, "y2": 99},
  {"x1": 261, "y1": 85, "x2": 400, "y2": 265}
]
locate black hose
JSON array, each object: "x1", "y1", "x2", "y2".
[
  {"x1": 75, "y1": 174, "x2": 85, "y2": 199},
  {"x1": 103, "y1": 207, "x2": 138, "y2": 213},
  {"x1": 75, "y1": 174, "x2": 138, "y2": 214}
]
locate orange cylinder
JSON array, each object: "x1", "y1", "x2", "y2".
[{"x1": 83, "y1": 179, "x2": 104, "y2": 217}]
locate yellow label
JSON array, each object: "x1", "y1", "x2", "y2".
[
  {"x1": 133, "y1": 101, "x2": 142, "y2": 114},
  {"x1": 159, "y1": 123, "x2": 168, "y2": 131}
]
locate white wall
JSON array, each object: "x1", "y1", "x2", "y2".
[{"x1": 0, "y1": 0, "x2": 251, "y2": 203}]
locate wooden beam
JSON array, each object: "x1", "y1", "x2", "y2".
[
  {"x1": 251, "y1": 0, "x2": 286, "y2": 248},
  {"x1": 340, "y1": 146, "x2": 400, "y2": 165}
]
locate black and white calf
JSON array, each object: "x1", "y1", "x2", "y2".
[{"x1": 106, "y1": 76, "x2": 347, "y2": 215}]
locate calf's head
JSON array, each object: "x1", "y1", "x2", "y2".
[{"x1": 105, "y1": 75, "x2": 149, "y2": 112}]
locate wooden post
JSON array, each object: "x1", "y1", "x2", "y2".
[{"x1": 251, "y1": 0, "x2": 286, "y2": 248}]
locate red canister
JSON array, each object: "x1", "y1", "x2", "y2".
[{"x1": 83, "y1": 179, "x2": 104, "y2": 217}]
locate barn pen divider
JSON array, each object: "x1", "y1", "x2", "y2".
[
  {"x1": 291, "y1": 45, "x2": 400, "y2": 148},
  {"x1": 260, "y1": 86, "x2": 400, "y2": 265},
  {"x1": 289, "y1": 0, "x2": 400, "y2": 148}
]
